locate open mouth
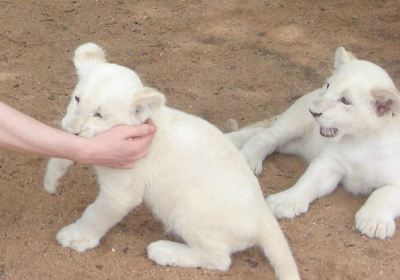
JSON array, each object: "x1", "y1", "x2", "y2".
[{"x1": 319, "y1": 127, "x2": 338, "y2": 138}]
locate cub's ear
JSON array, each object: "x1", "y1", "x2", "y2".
[
  {"x1": 130, "y1": 87, "x2": 166, "y2": 123},
  {"x1": 371, "y1": 88, "x2": 400, "y2": 117},
  {"x1": 334, "y1": 47, "x2": 357, "y2": 69},
  {"x1": 73, "y1": 43, "x2": 107, "y2": 75}
]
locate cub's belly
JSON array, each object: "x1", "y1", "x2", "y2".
[
  {"x1": 341, "y1": 164, "x2": 394, "y2": 195},
  {"x1": 341, "y1": 155, "x2": 400, "y2": 195}
]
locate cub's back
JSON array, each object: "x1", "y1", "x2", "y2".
[
  {"x1": 139, "y1": 107, "x2": 265, "y2": 226},
  {"x1": 146, "y1": 107, "x2": 259, "y2": 185}
]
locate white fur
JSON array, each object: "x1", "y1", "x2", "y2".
[
  {"x1": 43, "y1": 43, "x2": 300, "y2": 280},
  {"x1": 226, "y1": 47, "x2": 400, "y2": 240}
]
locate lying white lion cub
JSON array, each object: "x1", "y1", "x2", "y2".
[
  {"x1": 226, "y1": 47, "x2": 400, "y2": 240},
  {"x1": 43, "y1": 43, "x2": 299, "y2": 280}
]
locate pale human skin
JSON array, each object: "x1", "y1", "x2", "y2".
[{"x1": 0, "y1": 101, "x2": 155, "y2": 168}]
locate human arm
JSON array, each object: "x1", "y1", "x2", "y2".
[{"x1": 0, "y1": 101, "x2": 155, "y2": 168}]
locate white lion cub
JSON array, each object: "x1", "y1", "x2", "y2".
[
  {"x1": 43, "y1": 43, "x2": 299, "y2": 280},
  {"x1": 226, "y1": 47, "x2": 400, "y2": 240}
]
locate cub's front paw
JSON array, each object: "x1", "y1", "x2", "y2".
[
  {"x1": 56, "y1": 223, "x2": 100, "y2": 252},
  {"x1": 355, "y1": 206, "x2": 395, "y2": 239},
  {"x1": 43, "y1": 175, "x2": 59, "y2": 194},
  {"x1": 266, "y1": 190, "x2": 309, "y2": 219}
]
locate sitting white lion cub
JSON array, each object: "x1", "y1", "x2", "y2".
[
  {"x1": 226, "y1": 47, "x2": 400, "y2": 240},
  {"x1": 43, "y1": 43, "x2": 299, "y2": 280}
]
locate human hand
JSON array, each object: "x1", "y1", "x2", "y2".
[{"x1": 80, "y1": 123, "x2": 156, "y2": 168}]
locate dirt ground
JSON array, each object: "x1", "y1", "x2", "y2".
[{"x1": 0, "y1": 0, "x2": 399, "y2": 279}]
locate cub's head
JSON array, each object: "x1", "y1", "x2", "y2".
[
  {"x1": 309, "y1": 47, "x2": 399, "y2": 140},
  {"x1": 62, "y1": 43, "x2": 165, "y2": 137}
]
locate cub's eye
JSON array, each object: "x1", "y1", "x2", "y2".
[
  {"x1": 75, "y1": 96, "x2": 80, "y2": 103},
  {"x1": 340, "y1": 96, "x2": 351, "y2": 105},
  {"x1": 326, "y1": 83, "x2": 330, "y2": 89},
  {"x1": 94, "y1": 112, "x2": 103, "y2": 118}
]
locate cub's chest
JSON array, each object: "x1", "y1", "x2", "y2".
[{"x1": 338, "y1": 140, "x2": 400, "y2": 193}]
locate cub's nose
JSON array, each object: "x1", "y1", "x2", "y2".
[{"x1": 309, "y1": 109, "x2": 322, "y2": 118}]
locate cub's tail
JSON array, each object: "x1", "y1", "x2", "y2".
[
  {"x1": 259, "y1": 209, "x2": 300, "y2": 280},
  {"x1": 73, "y1": 43, "x2": 107, "y2": 74}
]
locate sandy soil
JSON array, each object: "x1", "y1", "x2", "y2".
[{"x1": 0, "y1": 1, "x2": 399, "y2": 279}]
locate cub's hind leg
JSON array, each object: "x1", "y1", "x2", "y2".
[
  {"x1": 235, "y1": 90, "x2": 320, "y2": 175},
  {"x1": 148, "y1": 224, "x2": 234, "y2": 271},
  {"x1": 225, "y1": 127, "x2": 265, "y2": 149},
  {"x1": 147, "y1": 239, "x2": 231, "y2": 271}
]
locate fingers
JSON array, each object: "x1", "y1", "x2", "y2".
[
  {"x1": 113, "y1": 123, "x2": 156, "y2": 139},
  {"x1": 130, "y1": 132, "x2": 154, "y2": 149},
  {"x1": 106, "y1": 136, "x2": 152, "y2": 169},
  {"x1": 83, "y1": 122, "x2": 156, "y2": 168}
]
